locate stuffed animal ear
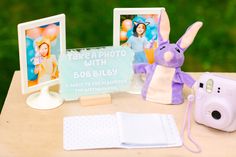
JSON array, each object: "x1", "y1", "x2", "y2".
[
  {"x1": 144, "y1": 22, "x2": 150, "y2": 26},
  {"x1": 158, "y1": 10, "x2": 170, "y2": 42},
  {"x1": 133, "y1": 21, "x2": 138, "y2": 26},
  {"x1": 177, "y1": 21, "x2": 203, "y2": 49}
]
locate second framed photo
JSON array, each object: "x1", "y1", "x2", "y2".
[{"x1": 113, "y1": 8, "x2": 164, "y2": 94}]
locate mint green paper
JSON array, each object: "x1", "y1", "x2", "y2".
[{"x1": 59, "y1": 46, "x2": 134, "y2": 100}]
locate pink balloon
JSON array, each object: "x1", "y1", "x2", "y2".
[
  {"x1": 42, "y1": 24, "x2": 59, "y2": 41},
  {"x1": 122, "y1": 19, "x2": 132, "y2": 32},
  {"x1": 26, "y1": 27, "x2": 43, "y2": 39},
  {"x1": 153, "y1": 15, "x2": 159, "y2": 24},
  {"x1": 142, "y1": 14, "x2": 153, "y2": 19}
]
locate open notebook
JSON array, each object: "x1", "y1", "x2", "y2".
[{"x1": 63, "y1": 112, "x2": 182, "y2": 150}]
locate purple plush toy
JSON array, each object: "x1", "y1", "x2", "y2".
[{"x1": 134, "y1": 10, "x2": 203, "y2": 104}]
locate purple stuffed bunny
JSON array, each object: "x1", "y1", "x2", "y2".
[{"x1": 134, "y1": 10, "x2": 203, "y2": 104}]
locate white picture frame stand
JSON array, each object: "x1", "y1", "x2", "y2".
[
  {"x1": 27, "y1": 86, "x2": 63, "y2": 109},
  {"x1": 18, "y1": 14, "x2": 66, "y2": 109}
]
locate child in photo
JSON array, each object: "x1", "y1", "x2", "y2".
[
  {"x1": 124, "y1": 20, "x2": 153, "y2": 63},
  {"x1": 34, "y1": 38, "x2": 58, "y2": 83},
  {"x1": 120, "y1": 15, "x2": 159, "y2": 94}
]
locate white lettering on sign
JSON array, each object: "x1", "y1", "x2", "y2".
[
  {"x1": 74, "y1": 71, "x2": 92, "y2": 78},
  {"x1": 84, "y1": 59, "x2": 107, "y2": 66}
]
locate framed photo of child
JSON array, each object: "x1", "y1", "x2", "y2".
[
  {"x1": 18, "y1": 14, "x2": 65, "y2": 94},
  {"x1": 113, "y1": 8, "x2": 164, "y2": 94}
]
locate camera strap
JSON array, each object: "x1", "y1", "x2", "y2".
[{"x1": 181, "y1": 94, "x2": 201, "y2": 153}]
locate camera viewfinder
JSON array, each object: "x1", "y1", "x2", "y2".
[{"x1": 206, "y1": 79, "x2": 213, "y2": 93}]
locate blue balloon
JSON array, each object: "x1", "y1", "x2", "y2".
[
  {"x1": 27, "y1": 65, "x2": 38, "y2": 81},
  {"x1": 126, "y1": 29, "x2": 133, "y2": 39},
  {"x1": 26, "y1": 37, "x2": 34, "y2": 48},
  {"x1": 150, "y1": 24, "x2": 157, "y2": 30},
  {"x1": 151, "y1": 29, "x2": 158, "y2": 40},
  {"x1": 132, "y1": 16, "x2": 146, "y2": 24},
  {"x1": 146, "y1": 18, "x2": 157, "y2": 28},
  {"x1": 26, "y1": 37, "x2": 35, "y2": 66},
  {"x1": 145, "y1": 26, "x2": 158, "y2": 41},
  {"x1": 145, "y1": 27, "x2": 153, "y2": 41},
  {"x1": 26, "y1": 47, "x2": 35, "y2": 66}
]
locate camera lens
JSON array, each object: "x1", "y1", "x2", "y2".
[{"x1": 211, "y1": 110, "x2": 221, "y2": 120}]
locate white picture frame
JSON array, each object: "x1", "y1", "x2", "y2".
[
  {"x1": 18, "y1": 14, "x2": 66, "y2": 94},
  {"x1": 113, "y1": 8, "x2": 164, "y2": 94}
]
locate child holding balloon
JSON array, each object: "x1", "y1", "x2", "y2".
[{"x1": 34, "y1": 38, "x2": 58, "y2": 83}]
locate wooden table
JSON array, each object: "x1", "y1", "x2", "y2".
[{"x1": 0, "y1": 71, "x2": 236, "y2": 157}]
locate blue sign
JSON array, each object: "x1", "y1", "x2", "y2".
[{"x1": 59, "y1": 46, "x2": 134, "y2": 100}]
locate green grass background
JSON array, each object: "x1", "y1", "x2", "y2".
[{"x1": 0, "y1": 0, "x2": 236, "y2": 111}]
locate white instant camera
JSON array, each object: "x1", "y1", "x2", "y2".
[{"x1": 194, "y1": 72, "x2": 236, "y2": 132}]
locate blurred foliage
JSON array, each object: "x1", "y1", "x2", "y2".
[{"x1": 0, "y1": 0, "x2": 236, "y2": 111}]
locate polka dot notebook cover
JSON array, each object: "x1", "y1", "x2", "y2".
[{"x1": 63, "y1": 112, "x2": 182, "y2": 150}]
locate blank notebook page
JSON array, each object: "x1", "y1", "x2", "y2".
[
  {"x1": 64, "y1": 114, "x2": 120, "y2": 150},
  {"x1": 116, "y1": 112, "x2": 167, "y2": 145}
]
